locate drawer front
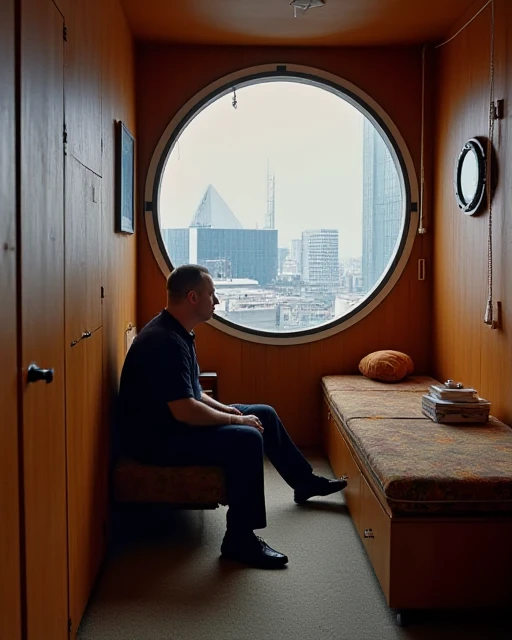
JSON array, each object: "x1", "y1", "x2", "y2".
[
  {"x1": 342, "y1": 440, "x2": 362, "y2": 534},
  {"x1": 361, "y1": 475, "x2": 391, "y2": 600},
  {"x1": 323, "y1": 405, "x2": 345, "y2": 478},
  {"x1": 323, "y1": 403, "x2": 362, "y2": 532}
]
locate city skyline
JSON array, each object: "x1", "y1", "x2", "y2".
[
  {"x1": 163, "y1": 182, "x2": 350, "y2": 256},
  {"x1": 157, "y1": 80, "x2": 404, "y2": 333},
  {"x1": 158, "y1": 81, "x2": 366, "y2": 259}
]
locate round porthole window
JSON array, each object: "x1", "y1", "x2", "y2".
[
  {"x1": 454, "y1": 138, "x2": 486, "y2": 216},
  {"x1": 145, "y1": 64, "x2": 419, "y2": 345}
]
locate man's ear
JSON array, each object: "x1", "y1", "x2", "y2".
[{"x1": 187, "y1": 290, "x2": 197, "y2": 304}]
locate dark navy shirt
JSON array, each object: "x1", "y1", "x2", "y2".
[{"x1": 118, "y1": 310, "x2": 203, "y2": 459}]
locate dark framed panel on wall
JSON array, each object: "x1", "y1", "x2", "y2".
[{"x1": 116, "y1": 121, "x2": 135, "y2": 234}]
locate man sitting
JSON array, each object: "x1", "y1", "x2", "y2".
[{"x1": 118, "y1": 264, "x2": 347, "y2": 569}]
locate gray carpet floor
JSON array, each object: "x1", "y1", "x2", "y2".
[{"x1": 78, "y1": 453, "x2": 511, "y2": 640}]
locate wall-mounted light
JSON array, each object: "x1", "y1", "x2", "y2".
[{"x1": 290, "y1": 0, "x2": 326, "y2": 19}]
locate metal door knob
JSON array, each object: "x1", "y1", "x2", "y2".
[{"x1": 27, "y1": 364, "x2": 54, "y2": 384}]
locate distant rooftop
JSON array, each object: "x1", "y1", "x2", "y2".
[
  {"x1": 213, "y1": 278, "x2": 259, "y2": 287},
  {"x1": 190, "y1": 185, "x2": 243, "y2": 229}
]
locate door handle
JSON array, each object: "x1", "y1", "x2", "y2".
[{"x1": 27, "y1": 364, "x2": 54, "y2": 384}]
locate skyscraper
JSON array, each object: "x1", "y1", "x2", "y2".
[
  {"x1": 160, "y1": 227, "x2": 190, "y2": 266},
  {"x1": 290, "y1": 239, "x2": 302, "y2": 276},
  {"x1": 161, "y1": 185, "x2": 278, "y2": 285},
  {"x1": 361, "y1": 119, "x2": 403, "y2": 292},
  {"x1": 301, "y1": 229, "x2": 339, "y2": 293}
]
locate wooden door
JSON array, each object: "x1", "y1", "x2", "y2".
[
  {"x1": 20, "y1": 1, "x2": 68, "y2": 638},
  {"x1": 66, "y1": 328, "x2": 107, "y2": 638},
  {"x1": 0, "y1": 0, "x2": 22, "y2": 638},
  {"x1": 65, "y1": 156, "x2": 102, "y2": 342},
  {"x1": 65, "y1": 0, "x2": 102, "y2": 176}
]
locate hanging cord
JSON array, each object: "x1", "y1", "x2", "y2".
[
  {"x1": 418, "y1": 45, "x2": 427, "y2": 234},
  {"x1": 434, "y1": 0, "x2": 492, "y2": 49},
  {"x1": 484, "y1": 0, "x2": 495, "y2": 327}
]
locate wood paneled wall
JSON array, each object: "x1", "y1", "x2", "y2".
[
  {"x1": 0, "y1": 0, "x2": 22, "y2": 637},
  {"x1": 62, "y1": 0, "x2": 136, "y2": 635},
  {"x1": 433, "y1": 0, "x2": 512, "y2": 426},
  {"x1": 2, "y1": 0, "x2": 135, "y2": 636},
  {"x1": 65, "y1": 0, "x2": 103, "y2": 176},
  {"x1": 20, "y1": 3, "x2": 69, "y2": 638},
  {"x1": 61, "y1": 0, "x2": 136, "y2": 401},
  {"x1": 101, "y1": 0, "x2": 137, "y2": 399},
  {"x1": 136, "y1": 45, "x2": 432, "y2": 446}
]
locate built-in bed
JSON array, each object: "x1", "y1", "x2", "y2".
[{"x1": 322, "y1": 375, "x2": 512, "y2": 622}]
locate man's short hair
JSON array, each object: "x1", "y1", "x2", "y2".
[{"x1": 166, "y1": 264, "x2": 210, "y2": 300}]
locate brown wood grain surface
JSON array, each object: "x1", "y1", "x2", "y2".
[
  {"x1": 63, "y1": 1, "x2": 136, "y2": 635},
  {"x1": 0, "y1": 0, "x2": 22, "y2": 637},
  {"x1": 433, "y1": 0, "x2": 512, "y2": 427},
  {"x1": 120, "y1": 0, "x2": 477, "y2": 46},
  {"x1": 20, "y1": 1, "x2": 68, "y2": 637},
  {"x1": 66, "y1": 329, "x2": 106, "y2": 639},
  {"x1": 65, "y1": 0, "x2": 102, "y2": 176},
  {"x1": 322, "y1": 406, "x2": 362, "y2": 533},
  {"x1": 65, "y1": 156, "x2": 102, "y2": 343},
  {"x1": 52, "y1": 0, "x2": 70, "y2": 18},
  {"x1": 99, "y1": 2, "x2": 137, "y2": 546},
  {"x1": 360, "y1": 475, "x2": 391, "y2": 599}
]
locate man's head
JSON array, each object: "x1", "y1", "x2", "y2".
[{"x1": 166, "y1": 264, "x2": 219, "y2": 327}]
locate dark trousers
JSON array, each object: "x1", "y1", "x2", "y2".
[{"x1": 155, "y1": 404, "x2": 313, "y2": 532}]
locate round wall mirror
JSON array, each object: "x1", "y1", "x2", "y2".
[{"x1": 454, "y1": 138, "x2": 486, "y2": 215}]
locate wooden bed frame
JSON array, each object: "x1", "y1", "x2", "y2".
[{"x1": 322, "y1": 394, "x2": 512, "y2": 622}]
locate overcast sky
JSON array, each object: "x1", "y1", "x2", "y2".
[{"x1": 159, "y1": 81, "x2": 366, "y2": 258}]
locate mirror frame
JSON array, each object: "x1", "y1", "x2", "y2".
[{"x1": 454, "y1": 137, "x2": 487, "y2": 216}]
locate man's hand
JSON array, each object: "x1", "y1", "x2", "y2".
[
  {"x1": 235, "y1": 414, "x2": 264, "y2": 433},
  {"x1": 221, "y1": 405, "x2": 263, "y2": 432},
  {"x1": 223, "y1": 405, "x2": 243, "y2": 416}
]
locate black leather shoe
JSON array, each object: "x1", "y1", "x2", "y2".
[
  {"x1": 221, "y1": 533, "x2": 288, "y2": 569},
  {"x1": 294, "y1": 474, "x2": 347, "y2": 504}
]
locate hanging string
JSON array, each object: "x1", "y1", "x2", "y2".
[
  {"x1": 418, "y1": 45, "x2": 427, "y2": 234},
  {"x1": 434, "y1": 0, "x2": 492, "y2": 49},
  {"x1": 484, "y1": 0, "x2": 495, "y2": 327},
  {"x1": 232, "y1": 88, "x2": 238, "y2": 109}
]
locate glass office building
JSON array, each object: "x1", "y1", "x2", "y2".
[{"x1": 361, "y1": 119, "x2": 403, "y2": 292}]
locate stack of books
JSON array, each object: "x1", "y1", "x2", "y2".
[{"x1": 422, "y1": 382, "x2": 490, "y2": 424}]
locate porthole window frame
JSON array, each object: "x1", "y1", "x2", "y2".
[
  {"x1": 144, "y1": 63, "x2": 419, "y2": 346},
  {"x1": 454, "y1": 137, "x2": 487, "y2": 216}
]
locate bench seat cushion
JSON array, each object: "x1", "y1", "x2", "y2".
[
  {"x1": 113, "y1": 458, "x2": 227, "y2": 505},
  {"x1": 322, "y1": 375, "x2": 512, "y2": 515}
]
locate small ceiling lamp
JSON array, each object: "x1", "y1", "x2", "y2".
[{"x1": 290, "y1": 0, "x2": 326, "y2": 19}]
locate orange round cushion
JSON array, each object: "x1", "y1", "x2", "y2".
[{"x1": 358, "y1": 350, "x2": 414, "y2": 382}]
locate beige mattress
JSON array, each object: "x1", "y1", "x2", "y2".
[{"x1": 322, "y1": 375, "x2": 512, "y2": 515}]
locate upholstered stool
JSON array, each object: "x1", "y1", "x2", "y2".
[
  {"x1": 113, "y1": 458, "x2": 227, "y2": 508},
  {"x1": 112, "y1": 372, "x2": 227, "y2": 508}
]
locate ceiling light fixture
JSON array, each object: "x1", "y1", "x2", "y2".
[{"x1": 290, "y1": 0, "x2": 326, "y2": 19}]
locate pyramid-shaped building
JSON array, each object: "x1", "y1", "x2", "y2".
[
  {"x1": 190, "y1": 185, "x2": 243, "y2": 229},
  {"x1": 161, "y1": 185, "x2": 277, "y2": 286}
]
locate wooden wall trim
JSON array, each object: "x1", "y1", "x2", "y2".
[{"x1": 0, "y1": 0, "x2": 22, "y2": 636}]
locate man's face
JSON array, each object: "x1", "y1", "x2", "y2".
[{"x1": 191, "y1": 274, "x2": 219, "y2": 322}]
